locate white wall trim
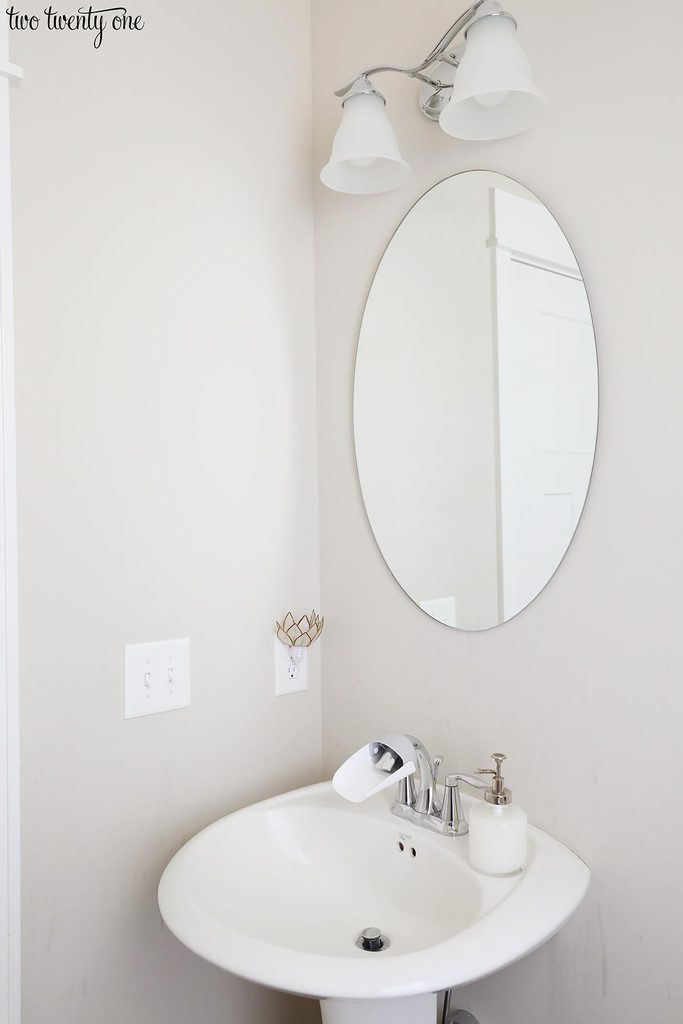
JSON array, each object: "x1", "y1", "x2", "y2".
[
  {"x1": 0, "y1": 12, "x2": 21, "y2": 1024},
  {"x1": 0, "y1": 63, "x2": 22, "y2": 85}
]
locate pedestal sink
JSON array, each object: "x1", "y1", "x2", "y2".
[{"x1": 158, "y1": 782, "x2": 590, "y2": 1024}]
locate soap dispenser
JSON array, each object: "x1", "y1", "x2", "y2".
[{"x1": 468, "y1": 753, "x2": 527, "y2": 876}]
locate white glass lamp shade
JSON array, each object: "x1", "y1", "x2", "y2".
[
  {"x1": 321, "y1": 91, "x2": 411, "y2": 195},
  {"x1": 439, "y1": 13, "x2": 547, "y2": 141}
]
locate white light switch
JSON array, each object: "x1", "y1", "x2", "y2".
[{"x1": 124, "y1": 638, "x2": 191, "y2": 719}]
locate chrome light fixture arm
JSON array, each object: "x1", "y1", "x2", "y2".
[
  {"x1": 321, "y1": 0, "x2": 545, "y2": 195},
  {"x1": 333, "y1": 1, "x2": 487, "y2": 99}
]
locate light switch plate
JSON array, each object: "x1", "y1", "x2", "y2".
[
  {"x1": 274, "y1": 637, "x2": 308, "y2": 696},
  {"x1": 124, "y1": 638, "x2": 191, "y2": 719}
]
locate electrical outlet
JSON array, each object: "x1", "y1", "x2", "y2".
[
  {"x1": 124, "y1": 638, "x2": 191, "y2": 719},
  {"x1": 274, "y1": 636, "x2": 308, "y2": 696}
]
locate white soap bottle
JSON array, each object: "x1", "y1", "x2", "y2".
[{"x1": 468, "y1": 753, "x2": 527, "y2": 876}]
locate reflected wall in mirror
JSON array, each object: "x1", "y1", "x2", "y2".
[{"x1": 354, "y1": 171, "x2": 598, "y2": 631}]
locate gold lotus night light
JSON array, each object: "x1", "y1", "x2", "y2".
[{"x1": 275, "y1": 611, "x2": 325, "y2": 649}]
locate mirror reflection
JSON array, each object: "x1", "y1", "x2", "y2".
[{"x1": 354, "y1": 171, "x2": 598, "y2": 630}]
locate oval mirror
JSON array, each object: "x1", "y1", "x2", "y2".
[{"x1": 354, "y1": 171, "x2": 598, "y2": 631}]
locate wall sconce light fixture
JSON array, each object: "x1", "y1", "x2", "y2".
[{"x1": 320, "y1": 0, "x2": 546, "y2": 195}]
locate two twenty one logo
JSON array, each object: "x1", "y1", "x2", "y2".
[{"x1": 5, "y1": 5, "x2": 146, "y2": 49}]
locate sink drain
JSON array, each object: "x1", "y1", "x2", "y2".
[{"x1": 356, "y1": 927, "x2": 390, "y2": 952}]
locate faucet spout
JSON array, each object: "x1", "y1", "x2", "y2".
[
  {"x1": 332, "y1": 732, "x2": 442, "y2": 815},
  {"x1": 332, "y1": 733, "x2": 417, "y2": 803},
  {"x1": 333, "y1": 733, "x2": 479, "y2": 841},
  {"x1": 405, "y1": 736, "x2": 440, "y2": 815}
]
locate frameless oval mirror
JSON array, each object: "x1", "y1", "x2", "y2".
[{"x1": 354, "y1": 171, "x2": 598, "y2": 631}]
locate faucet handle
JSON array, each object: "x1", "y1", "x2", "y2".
[
  {"x1": 440, "y1": 772, "x2": 490, "y2": 834},
  {"x1": 441, "y1": 774, "x2": 466, "y2": 833}
]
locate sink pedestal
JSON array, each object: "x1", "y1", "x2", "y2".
[{"x1": 320, "y1": 993, "x2": 437, "y2": 1024}]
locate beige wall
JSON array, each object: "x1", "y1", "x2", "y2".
[
  {"x1": 11, "y1": 2, "x2": 321, "y2": 1022},
  {"x1": 9, "y1": 1, "x2": 683, "y2": 1021},
  {"x1": 313, "y1": 1, "x2": 683, "y2": 1022}
]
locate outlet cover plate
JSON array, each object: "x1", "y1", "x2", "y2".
[
  {"x1": 274, "y1": 637, "x2": 308, "y2": 696},
  {"x1": 124, "y1": 638, "x2": 191, "y2": 719}
]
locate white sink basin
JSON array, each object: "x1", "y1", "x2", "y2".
[{"x1": 158, "y1": 782, "x2": 589, "y2": 1021}]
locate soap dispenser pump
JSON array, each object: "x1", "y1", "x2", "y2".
[{"x1": 468, "y1": 753, "x2": 527, "y2": 876}]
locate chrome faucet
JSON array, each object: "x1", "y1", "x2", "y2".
[
  {"x1": 395, "y1": 735, "x2": 442, "y2": 815},
  {"x1": 332, "y1": 733, "x2": 488, "y2": 838},
  {"x1": 391, "y1": 737, "x2": 488, "y2": 836}
]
